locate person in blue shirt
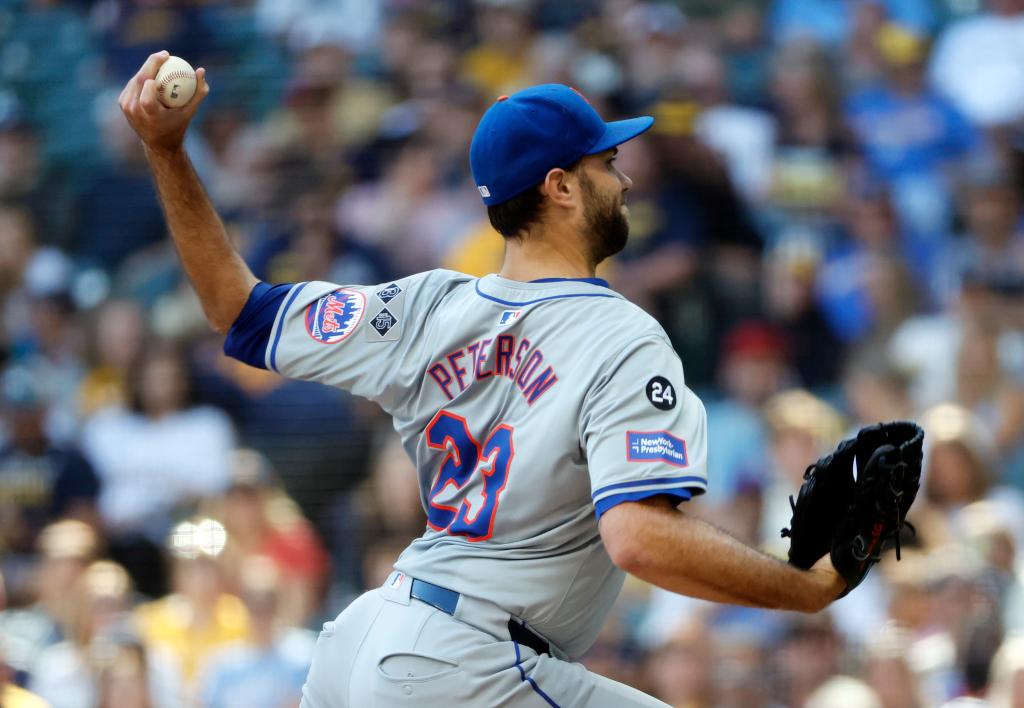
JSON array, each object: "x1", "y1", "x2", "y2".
[
  {"x1": 845, "y1": 23, "x2": 979, "y2": 274},
  {"x1": 770, "y1": 0, "x2": 937, "y2": 48},
  {"x1": 846, "y1": 24, "x2": 978, "y2": 187}
]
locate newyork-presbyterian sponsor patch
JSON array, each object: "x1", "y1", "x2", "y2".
[
  {"x1": 305, "y1": 288, "x2": 366, "y2": 344},
  {"x1": 626, "y1": 431, "x2": 688, "y2": 467}
]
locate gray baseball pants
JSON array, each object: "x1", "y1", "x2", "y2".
[{"x1": 299, "y1": 572, "x2": 669, "y2": 707}]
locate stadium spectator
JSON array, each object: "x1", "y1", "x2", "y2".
[
  {"x1": 816, "y1": 183, "x2": 921, "y2": 342},
  {"x1": 678, "y1": 44, "x2": 777, "y2": 202},
  {"x1": 254, "y1": 185, "x2": 387, "y2": 287},
  {"x1": 841, "y1": 348, "x2": 915, "y2": 428},
  {"x1": 0, "y1": 98, "x2": 68, "y2": 249},
  {"x1": 759, "y1": 390, "x2": 846, "y2": 552},
  {"x1": 29, "y1": 559, "x2": 181, "y2": 708},
  {"x1": 135, "y1": 519, "x2": 247, "y2": 698},
  {"x1": 621, "y1": 99, "x2": 763, "y2": 385},
  {"x1": 770, "y1": 0, "x2": 937, "y2": 48},
  {"x1": 954, "y1": 320, "x2": 1024, "y2": 459},
  {"x1": 774, "y1": 614, "x2": 845, "y2": 707},
  {"x1": 72, "y1": 94, "x2": 168, "y2": 273},
  {"x1": 77, "y1": 298, "x2": 146, "y2": 417},
  {"x1": 461, "y1": 0, "x2": 534, "y2": 96},
  {"x1": 703, "y1": 321, "x2": 790, "y2": 505},
  {"x1": 718, "y1": 1, "x2": 773, "y2": 108},
  {"x1": 0, "y1": 520, "x2": 98, "y2": 685},
  {"x1": 0, "y1": 367, "x2": 100, "y2": 601},
  {"x1": 219, "y1": 449, "x2": 329, "y2": 627},
  {"x1": 763, "y1": 240, "x2": 845, "y2": 388},
  {"x1": 934, "y1": 157, "x2": 1024, "y2": 308},
  {"x1": 768, "y1": 40, "x2": 854, "y2": 216},
  {"x1": 95, "y1": 641, "x2": 155, "y2": 708},
  {"x1": 864, "y1": 622, "x2": 926, "y2": 708},
  {"x1": 81, "y1": 346, "x2": 234, "y2": 595},
  {"x1": 845, "y1": 23, "x2": 979, "y2": 239},
  {"x1": 336, "y1": 136, "x2": 481, "y2": 274},
  {"x1": 199, "y1": 556, "x2": 315, "y2": 708},
  {"x1": 915, "y1": 404, "x2": 1024, "y2": 547},
  {"x1": 643, "y1": 618, "x2": 716, "y2": 706}
]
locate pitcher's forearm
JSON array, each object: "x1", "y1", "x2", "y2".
[
  {"x1": 601, "y1": 498, "x2": 843, "y2": 612},
  {"x1": 639, "y1": 511, "x2": 836, "y2": 611},
  {"x1": 146, "y1": 146, "x2": 257, "y2": 332}
]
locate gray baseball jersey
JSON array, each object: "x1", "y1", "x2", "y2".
[{"x1": 225, "y1": 271, "x2": 708, "y2": 659}]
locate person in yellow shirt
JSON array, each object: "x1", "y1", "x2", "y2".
[
  {"x1": 134, "y1": 519, "x2": 249, "y2": 688},
  {"x1": 460, "y1": 1, "x2": 533, "y2": 95}
]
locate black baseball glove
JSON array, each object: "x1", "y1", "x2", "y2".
[{"x1": 781, "y1": 421, "x2": 924, "y2": 596}]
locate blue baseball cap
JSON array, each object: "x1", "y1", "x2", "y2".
[{"x1": 469, "y1": 84, "x2": 654, "y2": 206}]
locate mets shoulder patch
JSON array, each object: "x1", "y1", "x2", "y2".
[{"x1": 305, "y1": 288, "x2": 366, "y2": 344}]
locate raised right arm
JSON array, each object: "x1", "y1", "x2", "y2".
[{"x1": 119, "y1": 51, "x2": 257, "y2": 333}]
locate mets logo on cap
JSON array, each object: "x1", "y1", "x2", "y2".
[{"x1": 305, "y1": 288, "x2": 366, "y2": 344}]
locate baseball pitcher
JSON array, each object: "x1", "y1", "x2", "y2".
[{"x1": 120, "y1": 52, "x2": 917, "y2": 707}]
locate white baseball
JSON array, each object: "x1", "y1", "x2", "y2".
[{"x1": 154, "y1": 56, "x2": 197, "y2": 108}]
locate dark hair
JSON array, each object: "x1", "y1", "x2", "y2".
[
  {"x1": 486, "y1": 160, "x2": 581, "y2": 238},
  {"x1": 487, "y1": 185, "x2": 544, "y2": 238},
  {"x1": 126, "y1": 343, "x2": 197, "y2": 416}
]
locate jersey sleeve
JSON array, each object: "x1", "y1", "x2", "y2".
[
  {"x1": 223, "y1": 272, "x2": 458, "y2": 414},
  {"x1": 580, "y1": 336, "x2": 708, "y2": 519}
]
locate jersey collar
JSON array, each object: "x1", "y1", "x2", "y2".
[
  {"x1": 529, "y1": 277, "x2": 611, "y2": 288},
  {"x1": 475, "y1": 274, "x2": 622, "y2": 307}
]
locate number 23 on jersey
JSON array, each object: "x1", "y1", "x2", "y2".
[{"x1": 425, "y1": 411, "x2": 515, "y2": 542}]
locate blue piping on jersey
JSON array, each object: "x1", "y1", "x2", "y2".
[
  {"x1": 474, "y1": 280, "x2": 618, "y2": 307},
  {"x1": 593, "y1": 487, "x2": 695, "y2": 520},
  {"x1": 268, "y1": 282, "x2": 309, "y2": 372},
  {"x1": 512, "y1": 636, "x2": 560, "y2": 707},
  {"x1": 529, "y1": 277, "x2": 610, "y2": 288},
  {"x1": 591, "y1": 474, "x2": 707, "y2": 500}
]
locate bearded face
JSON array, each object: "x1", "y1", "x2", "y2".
[{"x1": 578, "y1": 170, "x2": 630, "y2": 264}]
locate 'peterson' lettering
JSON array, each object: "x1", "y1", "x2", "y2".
[{"x1": 428, "y1": 334, "x2": 558, "y2": 405}]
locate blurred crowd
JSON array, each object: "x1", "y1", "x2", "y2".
[{"x1": 2, "y1": 0, "x2": 1024, "y2": 706}]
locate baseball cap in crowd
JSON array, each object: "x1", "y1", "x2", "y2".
[
  {"x1": 470, "y1": 84, "x2": 654, "y2": 206},
  {"x1": 876, "y1": 23, "x2": 927, "y2": 67}
]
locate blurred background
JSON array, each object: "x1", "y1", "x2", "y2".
[{"x1": 0, "y1": 0, "x2": 1023, "y2": 706}]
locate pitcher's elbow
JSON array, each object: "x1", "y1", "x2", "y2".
[
  {"x1": 604, "y1": 532, "x2": 651, "y2": 575},
  {"x1": 208, "y1": 316, "x2": 232, "y2": 335}
]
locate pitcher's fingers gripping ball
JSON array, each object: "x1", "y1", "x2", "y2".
[
  {"x1": 154, "y1": 56, "x2": 197, "y2": 108},
  {"x1": 782, "y1": 421, "x2": 924, "y2": 595}
]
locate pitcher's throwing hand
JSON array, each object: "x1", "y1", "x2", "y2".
[{"x1": 119, "y1": 50, "x2": 209, "y2": 155}]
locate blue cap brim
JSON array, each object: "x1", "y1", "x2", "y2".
[{"x1": 586, "y1": 116, "x2": 655, "y2": 155}]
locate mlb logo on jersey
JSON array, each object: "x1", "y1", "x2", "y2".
[
  {"x1": 498, "y1": 310, "x2": 521, "y2": 326},
  {"x1": 305, "y1": 288, "x2": 366, "y2": 344},
  {"x1": 626, "y1": 431, "x2": 688, "y2": 467}
]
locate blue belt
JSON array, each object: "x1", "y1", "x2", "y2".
[
  {"x1": 410, "y1": 578, "x2": 460, "y2": 614},
  {"x1": 409, "y1": 578, "x2": 551, "y2": 657}
]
